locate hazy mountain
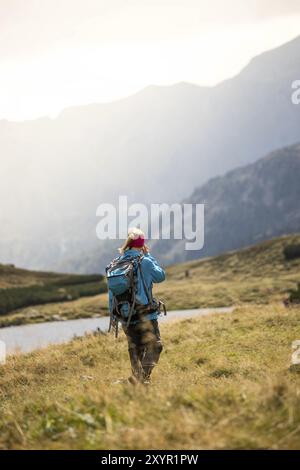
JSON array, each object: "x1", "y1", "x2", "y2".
[
  {"x1": 1, "y1": 35, "x2": 300, "y2": 271},
  {"x1": 60, "y1": 142, "x2": 300, "y2": 273},
  {"x1": 151, "y1": 142, "x2": 300, "y2": 266}
]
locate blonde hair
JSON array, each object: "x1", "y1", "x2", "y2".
[{"x1": 118, "y1": 227, "x2": 149, "y2": 254}]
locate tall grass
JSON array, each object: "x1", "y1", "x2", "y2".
[{"x1": 1, "y1": 304, "x2": 300, "y2": 449}]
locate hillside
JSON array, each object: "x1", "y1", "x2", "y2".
[
  {"x1": 152, "y1": 234, "x2": 300, "y2": 310},
  {"x1": 1, "y1": 233, "x2": 300, "y2": 328},
  {"x1": 150, "y1": 142, "x2": 300, "y2": 266},
  {"x1": 0, "y1": 263, "x2": 93, "y2": 289},
  {"x1": 0, "y1": 264, "x2": 106, "y2": 325},
  {"x1": 1, "y1": 36, "x2": 300, "y2": 272},
  {"x1": 1, "y1": 303, "x2": 300, "y2": 449}
]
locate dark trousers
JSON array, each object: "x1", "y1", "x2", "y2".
[{"x1": 124, "y1": 319, "x2": 163, "y2": 381}]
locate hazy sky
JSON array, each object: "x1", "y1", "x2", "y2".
[{"x1": 1, "y1": 0, "x2": 300, "y2": 120}]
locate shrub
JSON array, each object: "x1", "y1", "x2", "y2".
[
  {"x1": 288, "y1": 283, "x2": 300, "y2": 304},
  {"x1": 0, "y1": 279, "x2": 108, "y2": 316},
  {"x1": 284, "y1": 245, "x2": 300, "y2": 261}
]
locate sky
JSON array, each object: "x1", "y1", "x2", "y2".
[{"x1": 0, "y1": 0, "x2": 300, "y2": 121}]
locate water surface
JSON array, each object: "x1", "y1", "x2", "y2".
[{"x1": 0, "y1": 307, "x2": 233, "y2": 355}]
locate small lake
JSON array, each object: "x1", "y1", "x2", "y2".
[{"x1": 0, "y1": 307, "x2": 233, "y2": 355}]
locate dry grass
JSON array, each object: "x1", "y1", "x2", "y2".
[{"x1": 1, "y1": 304, "x2": 300, "y2": 450}]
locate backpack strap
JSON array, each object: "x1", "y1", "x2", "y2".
[
  {"x1": 108, "y1": 296, "x2": 119, "y2": 337},
  {"x1": 125, "y1": 254, "x2": 144, "y2": 327},
  {"x1": 125, "y1": 288, "x2": 136, "y2": 328}
]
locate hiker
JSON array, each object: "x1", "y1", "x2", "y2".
[{"x1": 106, "y1": 228, "x2": 166, "y2": 385}]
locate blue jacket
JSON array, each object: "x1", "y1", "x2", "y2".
[{"x1": 108, "y1": 249, "x2": 165, "y2": 324}]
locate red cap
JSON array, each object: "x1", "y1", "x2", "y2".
[{"x1": 128, "y1": 236, "x2": 145, "y2": 248}]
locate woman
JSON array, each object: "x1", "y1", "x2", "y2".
[{"x1": 108, "y1": 228, "x2": 166, "y2": 385}]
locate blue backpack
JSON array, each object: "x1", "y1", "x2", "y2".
[
  {"x1": 106, "y1": 254, "x2": 145, "y2": 331},
  {"x1": 106, "y1": 253, "x2": 167, "y2": 335}
]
